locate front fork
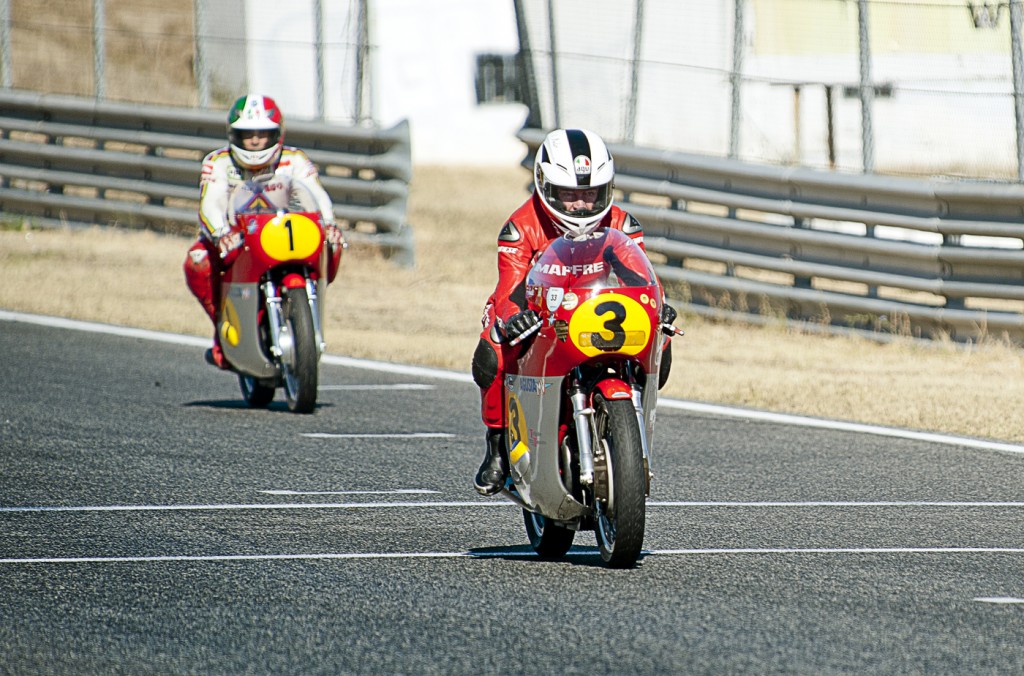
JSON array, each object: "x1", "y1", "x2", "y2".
[
  {"x1": 263, "y1": 280, "x2": 287, "y2": 359},
  {"x1": 632, "y1": 384, "x2": 653, "y2": 495},
  {"x1": 567, "y1": 367, "x2": 653, "y2": 496},
  {"x1": 262, "y1": 276, "x2": 324, "y2": 363},
  {"x1": 306, "y1": 277, "x2": 326, "y2": 352}
]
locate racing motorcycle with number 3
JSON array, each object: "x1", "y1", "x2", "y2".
[
  {"x1": 215, "y1": 175, "x2": 330, "y2": 413},
  {"x1": 500, "y1": 228, "x2": 676, "y2": 568}
]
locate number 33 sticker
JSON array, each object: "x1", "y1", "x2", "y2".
[{"x1": 568, "y1": 294, "x2": 652, "y2": 357}]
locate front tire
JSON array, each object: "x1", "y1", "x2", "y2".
[
  {"x1": 593, "y1": 395, "x2": 646, "y2": 568},
  {"x1": 523, "y1": 510, "x2": 575, "y2": 560},
  {"x1": 238, "y1": 375, "x2": 275, "y2": 408},
  {"x1": 280, "y1": 286, "x2": 319, "y2": 414}
]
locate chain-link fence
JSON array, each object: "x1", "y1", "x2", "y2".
[
  {"x1": 515, "y1": 0, "x2": 1024, "y2": 180},
  {"x1": 5, "y1": 1, "x2": 1024, "y2": 179},
  {"x1": 0, "y1": 0, "x2": 372, "y2": 123}
]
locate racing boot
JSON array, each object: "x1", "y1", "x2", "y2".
[
  {"x1": 204, "y1": 334, "x2": 230, "y2": 370},
  {"x1": 474, "y1": 428, "x2": 508, "y2": 496}
]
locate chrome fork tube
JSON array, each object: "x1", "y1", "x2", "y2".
[
  {"x1": 632, "y1": 385, "x2": 652, "y2": 479},
  {"x1": 305, "y1": 277, "x2": 325, "y2": 352},
  {"x1": 569, "y1": 373, "x2": 595, "y2": 486},
  {"x1": 263, "y1": 280, "x2": 285, "y2": 358}
]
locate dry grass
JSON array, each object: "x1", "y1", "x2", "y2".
[{"x1": 2, "y1": 165, "x2": 1023, "y2": 444}]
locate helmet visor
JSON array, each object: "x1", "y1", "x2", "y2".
[
  {"x1": 543, "y1": 183, "x2": 612, "y2": 220},
  {"x1": 229, "y1": 127, "x2": 281, "y2": 151}
]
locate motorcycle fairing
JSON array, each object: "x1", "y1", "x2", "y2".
[
  {"x1": 505, "y1": 373, "x2": 588, "y2": 521},
  {"x1": 220, "y1": 281, "x2": 278, "y2": 378}
]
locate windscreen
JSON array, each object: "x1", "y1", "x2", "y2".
[{"x1": 526, "y1": 228, "x2": 657, "y2": 289}]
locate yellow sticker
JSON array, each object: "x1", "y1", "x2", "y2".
[
  {"x1": 220, "y1": 297, "x2": 241, "y2": 347},
  {"x1": 259, "y1": 214, "x2": 322, "y2": 262},
  {"x1": 506, "y1": 391, "x2": 530, "y2": 463},
  {"x1": 568, "y1": 293, "x2": 652, "y2": 357}
]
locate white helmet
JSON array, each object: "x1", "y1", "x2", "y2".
[
  {"x1": 227, "y1": 94, "x2": 284, "y2": 171},
  {"x1": 533, "y1": 128, "x2": 615, "y2": 237}
]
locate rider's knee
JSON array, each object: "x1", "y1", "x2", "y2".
[
  {"x1": 658, "y1": 340, "x2": 673, "y2": 390},
  {"x1": 472, "y1": 339, "x2": 499, "y2": 389},
  {"x1": 184, "y1": 242, "x2": 210, "y2": 276},
  {"x1": 183, "y1": 243, "x2": 218, "y2": 316}
]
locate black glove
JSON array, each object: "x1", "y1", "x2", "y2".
[
  {"x1": 503, "y1": 310, "x2": 542, "y2": 345},
  {"x1": 660, "y1": 303, "x2": 679, "y2": 336}
]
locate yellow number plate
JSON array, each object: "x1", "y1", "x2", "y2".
[
  {"x1": 568, "y1": 294, "x2": 652, "y2": 357},
  {"x1": 259, "y1": 214, "x2": 322, "y2": 262}
]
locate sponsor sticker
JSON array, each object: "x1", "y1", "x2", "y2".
[
  {"x1": 545, "y1": 287, "x2": 565, "y2": 313},
  {"x1": 573, "y1": 154, "x2": 592, "y2": 175}
]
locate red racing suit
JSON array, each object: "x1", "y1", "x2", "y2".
[
  {"x1": 471, "y1": 192, "x2": 652, "y2": 430},
  {"x1": 183, "y1": 146, "x2": 343, "y2": 328}
]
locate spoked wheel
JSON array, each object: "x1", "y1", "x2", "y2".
[
  {"x1": 280, "y1": 286, "x2": 319, "y2": 414},
  {"x1": 523, "y1": 509, "x2": 575, "y2": 560},
  {"x1": 238, "y1": 375, "x2": 275, "y2": 408},
  {"x1": 592, "y1": 394, "x2": 646, "y2": 568}
]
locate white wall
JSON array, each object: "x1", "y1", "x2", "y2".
[{"x1": 242, "y1": 0, "x2": 528, "y2": 166}]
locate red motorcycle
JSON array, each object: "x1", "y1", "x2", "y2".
[
  {"x1": 501, "y1": 228, "x2": 673, "y2": 567},
  {"x1": 216, "y1": 175, "x2": 331, "y2": 413}
]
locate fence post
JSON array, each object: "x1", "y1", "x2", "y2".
[
  {"x1": 624, "y1": 0, "x2": 644, "y2": 143},
  {"x1": 1011, "y1": 0, "x2": 1024, "y2": 181},
  {"x1": 93, "y1": 0, "x2": 105, "y2": 99},
  {"x1": 729, "y1": 0, "x2": 745, "y2": 159},
  {"x1": 0, "y1": 0, "x2": 9, "y2": 89},
  {"x1": 857, "y1": 0, "x2": 874, "y2": 173},
  {"x1": 194, "y1": 0, "x2": 209, "y2": 107},
  {"x1": 547, "y1": 0, "x2": 560, "y2": 128},
  {"x1": 313, "y1": 0, "x2": 325, "y2": 121}
]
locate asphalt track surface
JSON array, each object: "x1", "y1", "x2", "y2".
[{"x1": 2, "y1": 312, "x2": 1024, "y2": 674}]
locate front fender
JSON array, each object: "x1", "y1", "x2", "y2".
[{"x1": 593, "y1": 378, "x2": 633, "y2": 402}]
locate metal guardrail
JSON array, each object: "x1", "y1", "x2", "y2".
[
  {"x1": 519, "y1": 127, "x2": 1024, "y2": 344},
  {"x1": 0, "y1": 89, "x2": 415, "y2": 266}
]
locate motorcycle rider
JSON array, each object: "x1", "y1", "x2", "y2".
[
  {"x1": 472, "y1": 127, "x2": 677, "y2": 496},
  {"x1": 183, "y1": 93, "x2": 344, "y2": 369}
]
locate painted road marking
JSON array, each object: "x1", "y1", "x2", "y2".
[
  {"x1": 974, "y1": 597, "x2": 1024, "y2": 604},
  {"x1": 5, "y1": 500, "x2": 1024, "y2": 514},
  {"x1": 5, "y1": 309, "x2": 1022, "y2": 457},
  {"x1": 300, "y1": 433, "x2": 455, "y2": 439},
  {"x1": 3, "y1": 546, "x2": 1024, "y2": 566},
  {"x1": 319, "y1": 384, "x2": 435, "y2": 391},
  {"x1": 259, "y1": 489, "x2": 441, "y2": 496}
]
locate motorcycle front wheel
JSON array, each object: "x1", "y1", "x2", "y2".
[
  {"x1": 592, "y1": 394, "x2": 646, "y2": 568},
  {"x1": 523, "y1": 509, "x2": 575, "y2": 560},
  {"x1": 280, "y1": 286, "x2": 319, "y2": 414},
  {"x1": 238, "y1": 375, "x2": 275, "y2": 408}
]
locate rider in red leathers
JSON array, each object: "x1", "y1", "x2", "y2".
[
  {"x1": 183, "y1": 93, "x2": 344, "y2": 369},
  {"x1": 472, "y1": 128, "x2": 677, "y2": 495}
]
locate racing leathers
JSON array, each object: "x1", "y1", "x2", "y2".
[
  {"x1": 183, "y1": 145, "x2": 343, "y2": 336},
  {"x1": 471, "y1": 192, "x2": 666, "y2": 431}
]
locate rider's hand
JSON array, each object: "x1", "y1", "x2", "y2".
[
  {"x1": 325, "y1": 223, "x2": 345, "y2": 249},
  {"x1": 503, "y1": 310, "x2": 542, "y2": 345},
  {"x1": 217, "y1": 229, "x2": 243, "y2": 262},
  {"x1": 660, "y1": 303, "x2": 680, "y2": 336}
]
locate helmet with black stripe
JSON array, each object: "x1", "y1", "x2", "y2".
[{"x1": 533, "y1": 128, "x2": 615, "y2": 238}]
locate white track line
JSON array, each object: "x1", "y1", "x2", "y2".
[
  {"x1": 301, "y1": 433, "x2": 455, "y2": 439},
  {"x1": 319, "y1": 384, "x2": 435, "y2": 391},
  {"x1": 3, "y1": 546, "x2": 1024, "y2": 565},
  {"x1": 5, "y1": 500, "x2": 1024, "y2": 514},
  {"x1": 4, "y1": 309, "x2": 1024, "y2": 455},
  {"x1": 259, "y1": 489, "x2": 441, "y2": 496}
]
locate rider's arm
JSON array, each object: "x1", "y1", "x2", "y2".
[
  {"x1": 281, "y1": 148, "x2": 336, "y2": 226},
  {"x1": 492, "y1": 218, "x2": 540, "y2": 324},
  {"x1": 198, "y1": 150, "x2": 232, "y2": 239}
]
